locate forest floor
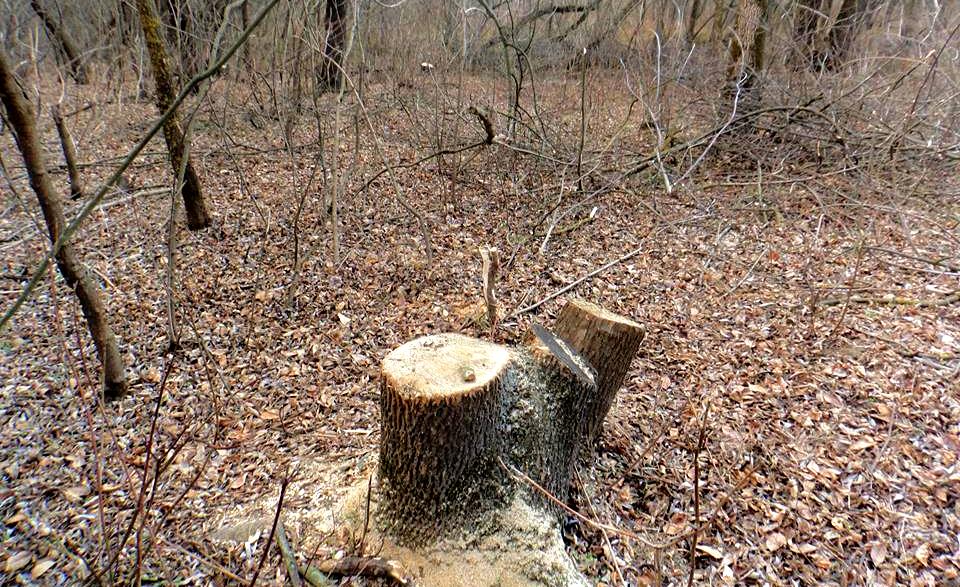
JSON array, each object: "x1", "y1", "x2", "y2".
[{"x1": 1, "y1": 67, "x2": 959, "y2": 586}]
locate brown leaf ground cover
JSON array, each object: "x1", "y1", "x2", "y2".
[{"x1": 1, "y1": 68, "x2": 958, "y2": 585}]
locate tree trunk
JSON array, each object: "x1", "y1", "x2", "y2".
[
  {"x1": 29, "y1": 0, "x2": 90, "y2": 85},
  {"x1": 0, "y1": 49, "x2": 127, "y2": 399},
  {"x1": 318, "y1": 0, "x2": 347, "y2": 90},
  {"x1": 341, "y1": 299, "x2": 643, "y2": 586},
  {"x1": 823, "y1": 0, "x2": 879, "y2": 70},
  {"x1": 793, "y1": 0, "x2": 822, "y2": 66},
  {"x1": 551, "y1": 299, "x2": 646, "y2": 445},
  {"x1": 686, "y1": 0, "x2": 703, "y2": 43},
  {"x1": 726, "y1": 0, "x2": 769, "y2": 96},
  {"x1": 136, "y1": 0, "x2": 211, "y2": 230},
  {"x1": 51, "y1": 105, "x2": 85, "y2": 200}
]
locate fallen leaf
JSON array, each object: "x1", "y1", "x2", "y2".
[
  {"x1": 5, "y1": 551, "x2": 31, "y2": 572},
  {"x1": 870, "y1": 542, "x2": 887, "y2": 566},
  {"x1": 765, "y1": 532, "x2": 787, "y2": 552},
  {"x1": 915, "y1": 543, "x2": 931, "y2": 566},
  {"x1": 62, "y1": 485, "x2": 90, "y2": 503},
  {"x1": 696, "y1": 544, "x2": 724, "y2": 559},
  {"x1": 31, "y1": 559, "x2": 55, "y2": 579},
  {"x1": 812, "y1": 554, "x2": 832, "y2": 570}
]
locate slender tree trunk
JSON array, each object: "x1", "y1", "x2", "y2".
[
  {"x1": 0, "y1": 49, "x2": 126, "y2": 399},
  {"x1": 793, "y1": 0, "x2": 822, "y2": 65},
  {"x1": 136, "y1": 0, "x2": 211, "y2": 230},
  {"x1": 686, "y1": 0, "x2": 703, "y2": 43},
  {"x1": 318, "y1": 0, "x2": 348, "y2": 90},
  {"x1": 29, "y1": 0, "x2": 89, "y2": 84},
  {"x1": 51, "y1": 105, "x2": 85, "y2": 200}
]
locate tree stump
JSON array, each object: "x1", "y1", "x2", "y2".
[
  {"x1": 340, "y1": 299, "x2": 644, "y2": 586},
  {"x1": 378, "y1": 334, "x2": 510, "y2": 543}
]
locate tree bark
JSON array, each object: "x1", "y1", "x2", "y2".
[
  {"x1": 318, "y1": 0, "x2": 348, "y2": 90},
  {"x1": 551, "y1": 298, "x2": 645, "y2": 445},
  {"x1": 686, "y1": 0, "x2": 703, "y2": 43},
  {"x1": 29, "y1": 0, "x2": 89, "y2": 85},
  {"x1": 378, "y1": 334, "x2": 511, "y2": 543},
  {"x1": 136, "y1": 0, "x2": 211, "y2": 230},
  {"x1": 0, "y1": 49, "x2": 127, "y2": 399},
  {"x1": 793, "y1": 0, "x2": 822, "y2": 65},
  {"x1": 726, "y1": 0, "x2": 769, "y2": 96}
]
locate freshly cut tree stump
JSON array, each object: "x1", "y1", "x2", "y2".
[
  {"x1": 379, "y1": 334, "x2": 511, "y2": 544},
  {"x1": 338, "y1": 300, "x2": 643, "y2": 586}
]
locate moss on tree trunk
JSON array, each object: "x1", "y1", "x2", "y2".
[{"x1": 136, "y1": 0, "x2": 211, "y2": 230}]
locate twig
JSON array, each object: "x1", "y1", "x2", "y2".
[
  {"x1": 248, "y1": 476, "x2": 289, "y2": 586},
  {"x1": 826, "y1": 235, "x2": 867, "y2": 341},
  {"x1": 349, "y1": 109, "x2": 492, "y2": 199},
  {"x1": 160, "y1": 537, "x2": 246, "y2": 583},
  {"x1": 515, "y1": 213, "x2": 710, "y2": 315},
  {"x1": 720, "y1": 246, "x2": 766, "y2": 298},
  {"x1": 89, "y1": 357, "x2": 175, "y2": 585},
  {"x1": 514, "y1": 245, "x2": 644, "y2": 315},
  {"x1": 820, "y1": 290, "x2": 959, "y2": 308},
  {"x1": 303, "y1": 557, "x2": 412, "y2": 586},
  {"x1": 574, "y1": 467, "x2": 625, "y2": 586},
  {"x1": 276, "y1": 521, "x2": 303, "y2": 587},
  {"x1": 687, "y1": 403, "x2": 710, "y2": 587}
]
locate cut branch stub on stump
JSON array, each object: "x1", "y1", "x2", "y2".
[
  {"x1": 359, "y1": 300, "x2": 643, "y2": 586},
  {"x1": 552, "y1": 299, "x2": 645, "y2": 445}
]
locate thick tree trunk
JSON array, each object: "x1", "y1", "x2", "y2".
[
  {"x1": 318, "y1": 0, "x2": 347, "y2": 90},
  {"x1": 378, "y1": 334, "x2": 512, "y2": 543},
  {"x1": 345, "y1": 300, "x2": 643, "y2": 586},
  {"x1": 29, "y1": 0, "x2": 89, "y2": 85},
  {"x1": 136, "y1": 0, "x2": 211, "y2": 230},
  {"x1": 726, "y1": 0, "x2": 769, "y2": 97},
  {"x1": 0, "y1": 49, "x2": 127, "y2": 399}
]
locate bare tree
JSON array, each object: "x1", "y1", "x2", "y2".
[
  {"x1": 318, "y1": 0, "x2": 348, "y2": 90},
  {"x1": 51, "y1": 104, "x2": 85, "y2": 200},
  {"x1": 793, "y1": 0, "x2": 823, "y2": 64},
  {"x1": 824, "y1": 0, "x2": 881, "y2": 69},
  {"x1": 136, "y1": 0, "x2": 211, "y2": 230},
  {"x1": 0, "y1": 48, "x2": 127, "y2": 398},
  {"x1": 29, "y1": 0, "x2": 90, "y2": 84},
  {"x1": 727, "y1": 0, "x2": 770, "y2": 94}
]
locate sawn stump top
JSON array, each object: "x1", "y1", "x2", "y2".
[{"x1": 381, "y1": 333, "x2": 510, "y2": 401}]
